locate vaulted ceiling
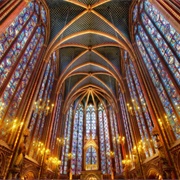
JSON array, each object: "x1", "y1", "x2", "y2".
[{"x1": 45, "y1": 0, "x2": 134, "y2": 110}]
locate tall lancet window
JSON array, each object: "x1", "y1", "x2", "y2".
[
  {"x1": 86, "y1": 104, "x2": 96, "y2": 139},
  {"x1": 85, "y1": 146, "x2": 98, "y2": 170},
  {"x1": 71, "y1": 104, "x2": 83, "y2": 175},
  {"x1": 118, "y1": 82, "x2": 133, "y2": 154},
  {"x1": 50, "y1": 92, "x2": 62, "y2": 153},
  {"x1": 0, "y1": 0, "x2": 47, "y2": 143},
  {"x1": 61, "y1": 102, "x2": 122, "y2": 175},
  {"x1": 98, "y1": 103, "x2": 111, "y2": 174},
  {"x1": 109, "y1": 106, "x2": 123, "y2": 173},
  {"x1": 60, "y1": 104, "x2": 73, "y2": 174},
  {"x1": 125, "y1": 51, "x2": 154, "y2": 157},
  {"x1": 85, "y1": 104, "x2": 98, "y2": 170},
  {"x1": 28, "y1": 52, "x2": 56, "y2": 159},
  {"x1": 132, "y1": 0, "x2": 180, "y2": 139}
]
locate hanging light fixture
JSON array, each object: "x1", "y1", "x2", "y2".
[
  {"x1": 106, "y1": 150, "x2": 115, "y2": 158},
  {"x1": 33, "y1": 99, "x2": 54, "y2": 116},
  {"x1": 113, "y1": 135, "x2": 125, "y2": 145},
  {"x1": 57, "y1": 137, "x2": 66, "y2": 146},
  {"x1": 67, "y1": 152, "x2": 74, "y2": 160},
  {"x1": 122, "y1": 155, "x2": 132, "y2": 167}
]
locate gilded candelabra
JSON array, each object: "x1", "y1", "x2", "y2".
[{"x1": 33, "y1": 99, "x2": 54, "y2": 116}]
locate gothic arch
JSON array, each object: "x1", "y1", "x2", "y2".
[
  {"x1": 177, "y1": 151, "x2": 180, "y2": 173},
  {"x1": 23, "y1": 171, "x2": 35, "y2": 180},
  {"x1": 146, "y1": 164, "x2": 161, "y2": 179},
  {"x1": 22, "y1": 163, "x2": 39, "y2": 180},
  {"x1": 0, "y1": 152, "x2": 5, "y2": 177},
  {"x1": 84, "y1": 173, "x2": 100, "y2": 180}
]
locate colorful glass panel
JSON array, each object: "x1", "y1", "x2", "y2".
[
  {"x1": 0, "y1": 14, "x2": 38, "y2": 87},
  {"x1": 135, "y1": 34, "x2": 180, "y2": 139},
  {"x1": 35, "y1": 2, "x2": 40, "y2": 15},
  {"x1": 129, "y1": 60, "x2": 154, "y2": 132},
  {"x1": 41, "y1": 5, "x2": 47, "y2": 23},
  {"x1": 144, "y1": 0, "x2": 180, "y2": 58},
  {"x1": 86, "y1": 146, "x2": 97, "y2": 167},
  {"x1": 141, "y1": 12, "x2": 180, "y2": 85},
  {"x1": 119, "y1": 93, "x2": 132, "y2": 152},
  {"x1": 138, "y1": 25, "x2": 180, "y2": 115},
  {"x1": 27, "y1": 54, "x2": 55, "y2": 157},
  {"x1": 0, "y1": 2, "x2": 34, "y2": 59},
  {"x1": 125, "y1": 51, "x2": 154, "y2": 156},
  {"x1": 0, "y1": 24, "x2": 45, "y2": 143},
  {"x1": 109, "y1": 108, "x2": 122, "y2": 173},
  {"x1": 71, "y1": 104, "x2": 83, "y2": 175},
  {"x1": 86, "y1": 104, "x2": 96, "y2": 139},
  {"x1": 133, "y1": 4, "x2": 138, "y2": 22},
  {"x1": 126, "y1": 65, "x2": 152, "y2": 157},
  {"x1": 61, "y1": 105, "x2": 73, "y2": 174},
  {"x1": 1, "y1": 28, "x2": 44, "y2": 119},
  {"x1": 98, "y1": 104, "x2": 112, "y2": 174},
  {"x1": 51, "y1": 93, "x2": 62, "y2": 151}
]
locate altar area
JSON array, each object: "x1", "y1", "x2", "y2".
[{"x1": 80, "y1": 170, "x2": 102, "y2": 180}]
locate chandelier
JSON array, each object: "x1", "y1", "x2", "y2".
[
  {"x1": 113, "y1": 135, "x2": 125, "y2": 145},
  {"x1": 33, "y1": 99, "x2": 54, "y2": 116},
  {"x1": 106, "y1": 150, "x2": 115, "y2": 158},
  {"x1": 67, "y1": 152, "x2": 74, "y2": 160},
  {"x1": 57, "y1": 137, "x2": 66, "y2": 146},
  {"x1": 122, "y1": 155, "x2": 132, "y2": 167},
  {"x1": 127, "y1": 98, "x2": 147, "y2": 116}
]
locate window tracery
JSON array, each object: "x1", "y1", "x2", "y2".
[
  {"x1": 125, "y1": 51, "x2": 154, "y2": 157},
  {"x1": 132, "y1": 0, "x2": 180, "y2": 139},
  {"x1": 0, "y1": 0, "x2": 47, "y2": 143},
  {"x1": 60, "y1": 103, "x2": 122, "y2": 175}
]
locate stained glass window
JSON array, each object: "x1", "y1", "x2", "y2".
[
  {"x1": 124, "y1": 51, "x2": 154, "y2": 157},
  {"x1": 109, "y1": 107, "x2": 122, "y2": 173},
  {"x1": 141, "y1": 12, "x2": 180, "y2": 85},
  {"x1": 48, "y1": 53, "x2": 58, "y2": 152},
  {"x1": 98, "y1": 104, "x2": 111, "y2": 174},
  {"x1": 60, "y1": 104, "x2": 73, "y2": 174},
  {"x1": 132, "y1": 0, "x2": 180, "y2": 139},
  {"x1": 40, "y1": 5, "x2": 47, "y2": 23},
  {"x1": 144, "y1": 0, "x2": 180, "y2": 58},
  {"x1": 0, "y1": 1, "x2": 47, "y2": 143},
  {"x1": 86, "y1": 104, "x2": 96, "y2": 139},
  {"x1": 133, "y1": 4, "x2": 138, "y2": 22},
  {"x1": 50, "y1": 92, "x2": 62, "y2": 152},
  {"x1": 60, "y1": 102, "x2": 122, "y2": 175},
  {"x1": 28, "y1": 53, "x2": 56, "y2": 159},
  {"x1": 71, "y1": 104, "x2": 83, "y2": 175},
  {"x1": 86, "y1": 146, "x2": 97, "y2": 170},
  {"x1": 0, "y1": 2, "x2": 34, "y2": 59},
  {"x1": 119, "y1": 92, "x2": 132, "y2": 153}
]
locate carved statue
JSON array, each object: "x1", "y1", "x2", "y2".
[
  {"x1": 14, "y1": 129, "x2": 30, "y2": 168},
  {"x1": 123, "y1": 164, "x2": 130, "y2": 180},
  {"x1": 8, "y1": 129, "x2": 30, "y2": 179},
  {"x1": 43, "y1": 154, "x2": 49, "y2": 171},
  {"x1": 133, "y1": 154, "x2": 142, "y2": 178},
  {"x1": 152, "y1": 127, "x2": 172, "y2": 179},
  {"x1": 41, "y1": 153, "x2": 50, "y2": 179}
]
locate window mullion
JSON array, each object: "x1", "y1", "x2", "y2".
[
  {"x1": 143, "y1": 7, "x2": 180, "y2": 63},
  {"x1": 137, "y1": 29, "x2": 180, "y2": 119},
  {"x1": 1, "y1": 25, "x2": 40, "y2": 122},
  {"x1": 140, "y1": 11, "x2": 180, "y2": 91},
  {"x1": 129, "y1": 64, "x2": 151, "y2": 137},
  {"x1": 126, "y1": 65, "x2": 146, "y2": 141},
  {"x1": 129, "y1": 63, "x2": 155, "y2": 156},
  {"x1": 0, "y1": 9, "x2": 35, "y2": 63},
  {"x1": 0, "y1": 24, "x2": 39, "y2": 94},
  {"x1": 75, "y1": 111, "x2": 80, "y2": 175},
  {"x1": 35, "y1": 70, "x2": 54, "y2": 142}
]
